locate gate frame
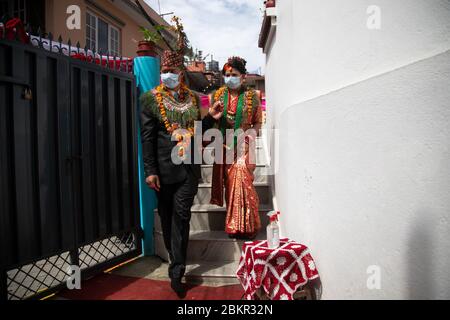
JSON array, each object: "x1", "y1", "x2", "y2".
[{"x1": 0, "y1": 32, "x2": 143, "y2": 300}]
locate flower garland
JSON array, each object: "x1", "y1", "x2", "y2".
[
  {"x1": 214, "y1": 86, "x2": 254, "y2": 123},
  {"x1": 155, "y1": 83, "x2": 197, "y2": 159},
  {"x1": 155, "y1": 83, "x2": 197, "y2": 134},
  {"x1": 246, "y1": 90, "x2": 254, "y2": 121},
  {"x1": 214, "y1": 86, "x2": 227, "y2": 102}
]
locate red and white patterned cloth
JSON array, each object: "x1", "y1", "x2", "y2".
[{"x1": 236, "y1": 238, "x2": 320, "y2": 300}]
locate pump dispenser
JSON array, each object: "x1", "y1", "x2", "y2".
[{"x1": 267, "y1": 211, "x2": 280, "y2": 249}]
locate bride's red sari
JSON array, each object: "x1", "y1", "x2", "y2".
[{"x1": 209, "y1": 86, "x2": 263, "y2": 239}]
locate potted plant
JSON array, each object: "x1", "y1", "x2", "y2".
[
  {"x1": 265, "y1": 0, "x2": 276, "y2": 8},
  {"x1": 137, "y1": 26, "x2": 165, "y2": 57}
]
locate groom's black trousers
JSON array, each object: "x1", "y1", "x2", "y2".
[{"x1": 156, "y1": 168, "x2": 199, "y2": 280}]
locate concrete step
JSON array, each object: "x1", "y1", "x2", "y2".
[
  {"x1": 152, "y1": 135, "x2": 272, "y2": 274},
  {"x1": 185, "y1": 260, "x2": 240, "y2": 283},
  {"x1": 154, "y1": 205, "x2": 272, "y2": 233},
  {"x1": 154, "y1": 230, "x2": 267, "y2": 262},
  {"x1": 109, "y1": 256, "x2": 239, "y2": 285},
  {"x1": 108, "y1": 256, "x2": 239, "y2": 287},
  {"x1": 200, "y1": 164, "x2": 270, "y2": 184},
  {"x1": 194, "y1": 182, "x2": 272, "y2": 206}
]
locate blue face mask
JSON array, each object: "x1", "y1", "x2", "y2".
[
  {"x1": 161, "y1": 72, "x2": 180, "y2": 89},
  {"x1": 224, "y1": 76, "x2": 242, "y2": 90}
]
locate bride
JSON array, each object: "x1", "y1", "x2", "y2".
[{"x1": 208, "y1": 56, "x2": 263, "y2": 239}]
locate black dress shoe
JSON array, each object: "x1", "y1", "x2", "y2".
[{"x1": 171, "y1": 278, "x2": 186, "y2": 298}]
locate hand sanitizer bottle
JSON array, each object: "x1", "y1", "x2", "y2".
[{"x1": 267, "y1": 211, "x2": 280, "y2": 249}]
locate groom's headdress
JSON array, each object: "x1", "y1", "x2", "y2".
[{"x1": 161, "y1": 16, "x2": 188, "y2": 70}]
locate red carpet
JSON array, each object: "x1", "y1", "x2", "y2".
[{"x1": 58, "y1": 273, "x2": 244, "y2": 300}]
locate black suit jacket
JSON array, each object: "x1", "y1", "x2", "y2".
[{"x1": 140, "y1": 92, "x2": 216, "y2": 185}]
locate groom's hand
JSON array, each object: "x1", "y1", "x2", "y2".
[
  {"x1": 146, "y1": 175, "x2": 161, "y2": 192},
  {"x1": 209, "y1": 101, "x2": 224, "y2": 120}
]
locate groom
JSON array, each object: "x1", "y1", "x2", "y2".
[{"x1": 140, "y1": 46, "x2": 222, "y2": 296}]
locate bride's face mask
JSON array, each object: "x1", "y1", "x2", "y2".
[{"x1": 224, "y1": 68, "x2": 243, "y2": 90}]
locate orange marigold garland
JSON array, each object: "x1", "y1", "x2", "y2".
[
  {"x1": 214, "y1": 86, "x2": 254, "y2": 124},
  {"x1": 155, "y1": 84, "x2": 197, "y2": 159},
  {"x1": 246, "y1": 90, "x2": 254, "y2": 121},
  {"x1": 155, "y1": 83, "x2": 196, "y2": 133},
  {"x1": 214, "y1": 86, "x2": 227, "y2": 103}
]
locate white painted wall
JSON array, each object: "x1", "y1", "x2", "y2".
[{"x1": 264, "y1": 0, "x2": 450, "y2": 299}]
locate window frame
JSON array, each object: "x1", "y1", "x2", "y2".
[
  {"x1": 86, "y1": 11, "x2": 97, "y2": 51},
  {"x1": 85, "y1": 10, "x2": 121, "y2": 56},
  {"x1": 2, "y1": 0, "x2": 27, "y2": 22},
  {"x1": 13, "y1": 0, "x2": 26, "y2": 22},
  {"x1": 108, "y1": 24, "x2": 120, "y2": 57}
]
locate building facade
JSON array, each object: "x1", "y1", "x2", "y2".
[
  {"x1": 245, "y1": 73, "x2": 265, "y2": 95},
  {"x1": 0, "y1": 0, "x2": 174, "y2": 58}
]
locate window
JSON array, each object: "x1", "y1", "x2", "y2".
[
  {"x1": 1, "y1": 0, "x2": 46, "y2": 34},
  {"x1": 97, "y1": 17, "x2": 108, "y2": 53},
  {"x1": 0, "y1": 0, "x2": 26, "y2": 21},
  {"x1": 0, "y1": 1, "x2": 9, "y2": 17},
  {"x1": 86, "y1": 12, "x2": 96, "y2": 50},
  {"x1": 85, "y1": 11, "x2": 121, "y2": 56},
  {"x1": 109, "y1": 26, "x2": 120, "y2": 57},
  {"x1": 12, "y1": 0, "x2": 26, "y2": 22}
]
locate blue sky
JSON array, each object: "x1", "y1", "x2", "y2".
[{"x1": 144, "y1": 0, "x2": 265, "y2": 74}]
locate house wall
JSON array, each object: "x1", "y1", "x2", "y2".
[
  {"x1": 264, "y1": 0, "x2": 450, "y2": 299},
  {"x1": 45, "y1": 0, "x2": 158, "y2": 58},
  {"x1": 46, "y1": 0, "x2": 83, "y2": 48}
]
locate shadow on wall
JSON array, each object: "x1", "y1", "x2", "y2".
[{"x1": 407, "y1": 211, "x2": 435, "y2": 300}]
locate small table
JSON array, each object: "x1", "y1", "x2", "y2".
[{"x1": 236, "y1": 238, "x2": 320, "y2": 300}]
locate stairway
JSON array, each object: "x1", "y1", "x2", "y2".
[{"x1": 154, "y1": 137, "x2": 274, "y2": 284}]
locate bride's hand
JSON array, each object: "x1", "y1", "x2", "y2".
[{"x1": 209, "y1": 101, "x2": 224, "y2": 120}]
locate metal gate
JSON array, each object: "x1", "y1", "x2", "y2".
[{"x1": 0, "y1": 34, "x2": 142, "y2": 300}]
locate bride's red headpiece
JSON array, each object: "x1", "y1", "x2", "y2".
[{"x1": 222, "y1": 56, "x2": 247, "y2": 75}]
